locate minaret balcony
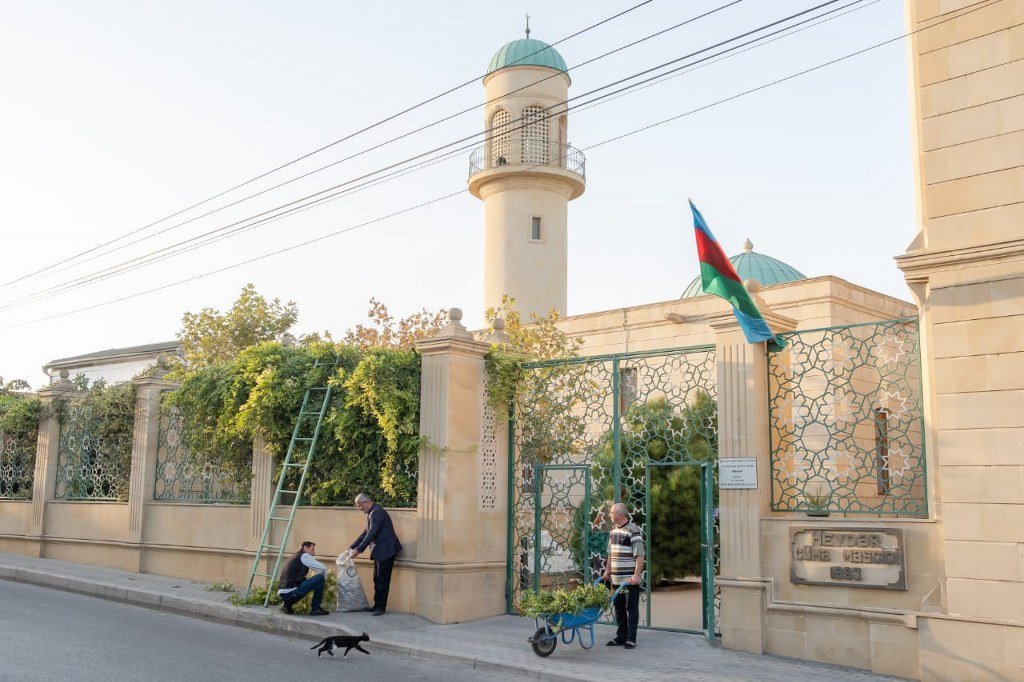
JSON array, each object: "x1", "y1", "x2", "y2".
[{"x1": 467, "y1": 140, "x2": 586, "y2": 199}]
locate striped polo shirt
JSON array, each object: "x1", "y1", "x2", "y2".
[{"x1": 608, "y1": 522, "x2": 645, "y2": 586}]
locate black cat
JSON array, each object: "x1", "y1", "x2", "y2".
[{"x1": 310, "y1": 632, "x2": 371, "y2": 658}]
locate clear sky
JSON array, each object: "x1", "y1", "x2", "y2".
[{"x1": 0, "y1": 0, "x2": 917, "y2": 387}]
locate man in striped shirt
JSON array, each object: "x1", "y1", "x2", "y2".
[{"x1": 602, "y1": 502, "x2": 645, "y2": 649}]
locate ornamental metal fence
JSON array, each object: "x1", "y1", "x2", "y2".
[
  {"x1": 0, "y1": 433, "x2": 35, "y2": 500},
  {"x1": 55, "y1": 400, "x2": 132, "y2": 501},
  {"x1": 507, "y1": 346, "x2": 719, "y2": 639},
  {"x1": 154, "y1": 406, "x2": 250, "y2": 504},
  {"x1": 768, "y1": 317, "x2": 926, "y2": 516}
]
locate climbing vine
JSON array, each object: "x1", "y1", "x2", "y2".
[
  {"x1": 164, "y1": 340, "x2": 423, "y2": 507},
  {"x1": 483, "y1": 295, "x2": 583, "y2": 409}
]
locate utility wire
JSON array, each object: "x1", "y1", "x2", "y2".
[
  {"x1": 8, "y1": 1, "x2": 745, "y2": 288},
  {"x1": 0, "y1": 0, "x2": 857, "y2": 311},
  {"x1": 2, "y1": 0, "x2": 997, "y2": 331},
  {"x1": 0, "y1": 0, "x2": 658, "y2": 290},
  {"x1": 573, "y1": 0, "x2": 882, "y2": 114}
]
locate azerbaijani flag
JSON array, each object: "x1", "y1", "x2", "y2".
[{"x1": 689, "y1": 200, "x2": 782, "y2": 348}]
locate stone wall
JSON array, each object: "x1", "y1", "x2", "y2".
[
  {"x1": 896, "y1": 0, "x2": 1024, "y2": 678},
  {"x1": 0, "y1": 313, "x2": 506, "y2": 625}
]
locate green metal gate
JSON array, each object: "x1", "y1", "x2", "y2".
[{"x1": 506, "y1": 346, "x2": 719, "y2": 641}]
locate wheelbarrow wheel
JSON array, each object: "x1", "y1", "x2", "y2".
[{"x1": 530, "y1": 627, "x2": 557, "y2": 657}]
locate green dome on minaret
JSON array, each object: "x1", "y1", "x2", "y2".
[
  {"x1": 681, "y1": 239, "x2": 807, "y2": 298},
  {"x1": 487, "y1": 37, "x2": 569, "y2": 79}
]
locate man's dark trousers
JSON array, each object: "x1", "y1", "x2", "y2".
[
  {"x1": 373, "y1": 555, "x2": 396, "y2": 611},
  {"x1": 613, "y1": 584, "x2": 640, "y2": 644},
  {"x1": 284, "y1": 573, "x2": 325, "y2": 611}
]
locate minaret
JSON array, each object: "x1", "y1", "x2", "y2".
[{"x1": 468, "y1": 28, "x2": 586, "y2": 320}]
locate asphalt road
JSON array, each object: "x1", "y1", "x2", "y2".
[{"x1": 0, "y1": 581, "x2": 521, "y2": 681}]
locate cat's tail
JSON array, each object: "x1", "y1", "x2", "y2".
[{"x1": 310, "y1": 639, "x2": 324, "y2": 649}]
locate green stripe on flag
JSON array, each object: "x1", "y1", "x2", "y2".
[{"x1": 699, "y1": 262, "x2": 765, "y2": 320}]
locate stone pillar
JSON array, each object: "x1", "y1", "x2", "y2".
[
  {"x1": 27, "y1": 371, "x2": 78, "y2": 557},
  {"x1": 126, "y1": 363, "x2": 176, "y2": 571},
  {"x1": 412, "y1": 308, "x2": 508, "y2": 623},
  {"x1": 709, "y1": 284, "x2": 795, "y2": 653},
  {"x1": 248, "y1": 435, "x2": 275, "y2": 549}
]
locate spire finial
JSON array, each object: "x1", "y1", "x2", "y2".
[
  {"x1": 743, "y1": 238, "x2": 753, "y2": 253},
  {"x1": 525, "y1": 14, "x2": 531, "y2": 38}
]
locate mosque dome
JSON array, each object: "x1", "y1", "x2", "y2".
[
  {"x1": 487, "y1": 38, "x2": 569, "y2": 79},
  {"x1": 681, "y1": 239, "x2": 807, "y2": 298}
]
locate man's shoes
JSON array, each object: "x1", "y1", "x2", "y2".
[
  {"x1": 310, "y1": 608, "x2": 330, "y2": 617},
  {"x1": 279, "y1": 600, "x2": 295, "y2": 615},
  {"x1": 624, "y1": 641, "x2": 637, "y2": 650},
  {"x1": 371, "y1": 608, "x2": 386, "y2": 616},
  {"x1": 362, "y1": 607, "x2": 376, "y2": 612},
  {"x1": 606, "y1": 639, "x2": 625, "y2": 646}
]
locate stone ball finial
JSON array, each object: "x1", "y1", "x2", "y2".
[
  {"x1": 744, "y1": 278, "x2": 761, "y2": 294},
  {"x1": 492, "y1": 317, "x2": 505, "y2": 332},
  {"x1": 59, "y1": 369, "x2": 70, "y2": 380},
  {"x1": 743, "y1": 238, "x2": 754, "y2": 253},
  {"x1": 448, "y1": 308, "x2": 463, "y2": 323},
  {"x1": 157, "y1": 353, "x2": 172, "y2": 369}
]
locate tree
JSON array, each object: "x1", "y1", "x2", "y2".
[
  {"x1": 176, "y1": 284, "x2": 298, "y2": 369},
  {"x1": 342, "y1": 298, "x2": 446, "y2": 350},
  {"x1": 572, "y1": 393, "x2": 718, "y2": 584},
  {"x1": 0, "y1": 377, "x2": 30, "y2": 393}
]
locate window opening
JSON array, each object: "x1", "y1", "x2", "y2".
[
  {"x1": 491, "y1": 108, "x2": 512, "y2": 167},
  {"x1": 521, "y1": 105, "x2": 549, "y2": 165}
]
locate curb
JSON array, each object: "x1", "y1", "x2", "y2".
[{"x1": 0, "y1": 567, "x2": 588, "y2": 682}]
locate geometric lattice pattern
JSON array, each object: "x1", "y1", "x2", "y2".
[
  {"x1": 508, "y1": 346, "x2": 718, "y2": 633},
  {"x1": 768, "y1": 317, "x2": 926, "y2": 516},
  {"x1": 154, "y1": 407, "x2": 250, "y2": 504},
  {"x1": 0, "y1": 432, "x2": 35, "y2": 500},
  {"x1": 479, "y1": 391, "x2": 499, "y2": 511},
  {"x1": 520, "y1": 106, "x2": 550, "y2": 165},
  {"x1": 55, "y1": 401, "x2": 132, "y2": 501}
]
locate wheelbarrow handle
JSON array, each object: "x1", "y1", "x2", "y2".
[{"x1": 592, "y1": 577, "x2": 629, "y2": 600}]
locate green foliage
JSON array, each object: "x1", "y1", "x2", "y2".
[
  {"x1": 59, "y1": 379, "x2": 136, "y2": 501},
  {"x1": 229, "y1": 571, "x2": 337, "y2": 615},
  {"x1": 571, "y1": 393, "x2": 717, "y2": 583},
  {"x1": 165, "y1": 339, "x2": 421, "y2": 506},
  {"x1": 0, "y1": 390, "x2": 40, "y2": 498},
  {"x1": 518, "y1": 582, "x2": 611, "y2": 619},
  {"x1": 207, "y1": 580, "x2": 235, "y2": 592},
  {"x1": 0, "y1": 391, "x2": 41, "y2": 450},
  {"x1": 176, "y1": 284, "x2": 298, "y2": 370},
  {"x1": 0, "y1": 376, "x2": 31, "y2": 393},
  {"x1": 483, "y1": 295, "x2": 583, "y2": 410}
]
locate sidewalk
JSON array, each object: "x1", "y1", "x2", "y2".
[{"x1": 0, "y1": 552, "x2": 897, "y2": 681}]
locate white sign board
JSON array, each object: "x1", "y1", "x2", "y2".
[{"x1": 718, "y1": 458, "x2": 758, "y2": 489}]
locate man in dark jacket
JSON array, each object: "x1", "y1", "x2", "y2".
[{"x1": 350, "y1": 493, "x2": 402, "y2": 616}]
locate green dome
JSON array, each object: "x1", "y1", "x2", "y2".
[
  {"x1": 681, "y1": 239, "x2": 807, "y2": 298},
  {"x1": 487, "y1": 38, "x2": 569, "y2": 79}
]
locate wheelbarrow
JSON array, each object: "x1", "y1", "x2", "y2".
[{"x1": 526, "y1": 579, "x2": 627, "y2": 657}]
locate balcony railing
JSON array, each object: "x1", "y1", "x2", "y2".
[{"x1": 468, "y1": 139, "x2": 586, "y2": 180}]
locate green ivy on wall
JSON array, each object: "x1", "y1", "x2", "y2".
[{"x1": 165, "y1": 340, "x2": 422, "y2": 507}]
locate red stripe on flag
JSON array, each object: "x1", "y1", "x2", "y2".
[{"x1": 694, "y1": 228, "x2": 742, "y2": 283}]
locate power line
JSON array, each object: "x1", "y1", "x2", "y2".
[
  {"x1": 2, "y1": 0, "x2": 997, "y2": 331},
  {"x1": 0, "y1": 0, "x2": 658, "y2": 290},
  {"x1": 7, "y1": 1, "x2": 746, "y2": 289},
  {"x1": 0, "y1": 0, "x2": 857, "y2": 312}
]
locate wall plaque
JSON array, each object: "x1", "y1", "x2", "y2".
[
  {"x1": 718, "y1": 458, "x2": 757, "y2": 489},
  {"x1": 790, "y1": 527, "x2": 906, "y2": 590}
]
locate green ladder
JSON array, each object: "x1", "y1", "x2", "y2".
[{"x1": 244, "y1": 383, "x2": 333, "y2": 605}]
